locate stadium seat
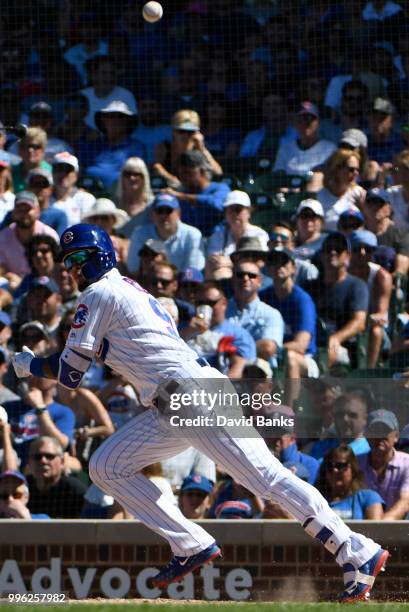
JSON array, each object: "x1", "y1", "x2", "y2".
[
  {"x1": 150, "y1": 175, "x2": 168, "y2": 192},
  {"x1": 77, "y1": 175, "x2": 107, "y2": 198},
  {"x1": 213, "y1": 174, "x2": 242, "y2": 190}
]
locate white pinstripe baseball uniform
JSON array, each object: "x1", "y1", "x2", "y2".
[{"x1": 67, "y1": 267, "x2": 378, "y2": 568}]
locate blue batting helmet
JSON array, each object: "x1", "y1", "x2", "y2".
[{"x1": 59, "y1": 223, "x2": 117, "y2": 283}]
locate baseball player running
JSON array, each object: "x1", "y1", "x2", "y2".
[{"x1": 12, "y1": 224, "x2": 389, "y2": 602}]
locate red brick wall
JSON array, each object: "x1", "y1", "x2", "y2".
[{"x1": 0, "y1": 521, "x2": 405, "y2": 601}]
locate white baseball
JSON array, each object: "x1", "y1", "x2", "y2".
[{"x1": 143, "y1": 1, "x2": 163, "y2": 23}]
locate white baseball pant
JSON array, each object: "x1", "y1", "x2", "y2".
[{"x1": 89, "y1": 364, "x2": 379, "y2": 568}]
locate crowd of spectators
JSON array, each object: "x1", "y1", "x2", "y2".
[{"x1": 0, "y1": 0, "x2": 409, "y2": 521}]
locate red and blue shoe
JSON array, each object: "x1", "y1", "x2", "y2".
[
  {"x1": 338, "y1": 548, "x2": 390, "y2": 603},
  {"x1": 151, "y1": 542, "x2": 222, "y2": 588}
]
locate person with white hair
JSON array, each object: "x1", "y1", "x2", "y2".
[{"x1": 115, "y1": 157, "x2": 154, "y2": 239}]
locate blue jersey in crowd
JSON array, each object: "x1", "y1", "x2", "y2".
[
  {"x1": 260, "y1": 284, "x2": 317, "y2": 355},
  {"x1": 6, "y1": 399, "x2": 75, "y2": 466},
  {"x1": 329, "y1": 489, "x2": 384, "y2": 520}
]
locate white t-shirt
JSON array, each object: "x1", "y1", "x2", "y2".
[
  {"x1": 50, "y1": 189, "x2": 96, "y2": 226},
  {"x1": 316, "y1": 185, "x2": 365, "y2": 231},
  {"x1": 273, "y1": 139, "x2": 337, "y2": 175},
  {"x1": 81, "y1": 86, "x2": 138, "y2": 130},
  {"x1": 0, "y1": 191, "x2": 15, "y2": 224},
  {"x1": 207, "y1": 223, "x2": 269, "y2": 256},
  {"x1": 65, "y1": 268, "x2": 199, "y2": 405},
  {"x1": 387, "y1": 185, "x2": 409, "y2": 230}
]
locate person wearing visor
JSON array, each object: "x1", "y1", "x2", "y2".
[{"x1": 348, "y1": 230, "x2": 392, "y2": 368}]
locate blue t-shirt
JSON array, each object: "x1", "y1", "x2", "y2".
[
  {"x1": 226, "y1": 297, "x2": 284, "y2": 346},
  {"x1": 310, "y1": 436, "x2": 371, "y2": 462},
  {"x1": 329, "y1": 489, "x2": 384, "y2": 519},
  {"x1": 40, "y1": 207, "x2": 69, "y2": 237},
  {"x1": 6, "y1": 399, "x2": 75, "y2": 466},
  {"x1": 304, "y1": 274, "x2": 368, "y2": 334},
  {"x1": 281, "y1": 442, "x2": 320, "y2": 485},
  {"x1": 260, "y1": 284, "x2": 317, "y2": 355},
  {"x1": 180, "y1": 182, "x2": 230, "y2": 237}
]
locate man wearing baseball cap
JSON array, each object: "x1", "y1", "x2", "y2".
[
  {"x1": 273, "y1": 101, "x2": 336, "y2": 176},
  {"x1": 179, "y1": 473, "x2": 213, "y2": 519},
  {"x1": 359, "y1": 409, "x2": 409, "y2": 519},
  {"x1": 305, "y1": 232, "x2": 369, "y2": 368},
  {"x1": 0, "y1": 470, "x2": 49, "y2": 519},
  {"x1": 27, "y1": 167, "x2": 68, "y2": 236},
  {"x1": 363, "y1": 188, "x2": 409, "y2": 275},
  {"x1": 25, "y1": 277, "x2": 62, "y2": 339},
  {"x1": 164, "y1": 149, "x2": 231, "y2": 237},
  {"x1": 264, "y1": 405, "x2": 320, "y2": 486},
  {"x1": 349, "y1": 230, "x2": 392, "y2": 367},
  {"x1": 128, "y1": 192, "x2": 205, "y2": 274},
  {"x1": 294, "y1": 198, "x2": 327, "y2": 260},
  {"x1": 50, "y1": 152, "x2": 95, "y2": 226},
  {"x1": 261, "y1": 246, "x2": 319, "y2": 385},
  {"x1": 0, "y1": 191, "x2": 59, "y2": 279},
  {"x1": 367, "y1": 98, "x2": 401, "y2": 165}
]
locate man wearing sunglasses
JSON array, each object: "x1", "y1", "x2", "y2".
[
  {"x1": 26, "y1": 436, "x2": 86, "y2": 518},
  {"x1": 268, "y1": 221, "x2": 319, "y2": 287},
  {"x1": 261, "y1": 247, "x2": 319, "y2": 382},
  {"x1": 12, "y1": 222, "x2": 389, "y2": 601},
  {"x1": 183, "y1": 281, "x2": 256, "y2": 378},
  {"x1": 363, "y1": 188, "x2": 409, "y2": 275},
  {"x1": 226, "y1": 260, "x2": 283, "y2": 365},
  {"x1": 0, "y1": 190, "x2": 59, "y2": 284},
  {"x1": 305, "y1": 232, "x2": 369, "y2": 369},
  {"x1": 127, "y1": 193, "x2": 205, "y2": 275},
  {"x1": 349, "y1": 230, "x2": 392, "y2": 368},
  {"x1": 0, "y1": 470, "x2": 49, "y2": 519}
]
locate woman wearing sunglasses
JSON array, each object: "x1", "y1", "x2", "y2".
[
  {"x1": 115, "y1": 157, "x2": 154, "y2": 239},
  {"x1": 316, "y1": 149, "x2": 366, "y2": 231},
  {"x1": 316, "y1": 445, "x2": 384, "y2": 520}
]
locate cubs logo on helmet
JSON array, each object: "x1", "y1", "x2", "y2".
[
  {"x1": 60, "y1": 223, "x2": 117, "y2": 283},
  {"x1": 72, "y1": 303, "x2": 89, "y2": 328}
]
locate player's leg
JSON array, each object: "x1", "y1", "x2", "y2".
[
  {"x1": 191, "y1": 427, "x2": 387, "y2": 600},
  {"x1": 89, "y1": 407, "x2": 216, "y2": 556}
]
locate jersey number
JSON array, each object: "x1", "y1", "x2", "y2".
[{"x1": 149, "y1": 297, "x2": 179, "y2": 338}]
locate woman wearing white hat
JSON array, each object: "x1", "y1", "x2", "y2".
[{"x1": 82, "y1": 198, "x2": 130, "y2": 273}]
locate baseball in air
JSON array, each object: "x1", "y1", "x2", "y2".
[{"x1": 143, "y1": 1, "x2": 163, "y2": 23}]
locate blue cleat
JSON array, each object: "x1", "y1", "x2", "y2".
[
  {"x1": 338, "y1": 548, "x2": 390, "y2": 603},
  {"x1": 151, "y1": 542, "x2": 222, "y2": 588}
]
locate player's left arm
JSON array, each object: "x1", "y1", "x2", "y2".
[{"x1": 12, "y1": 346, "x2": 94, "y2": 391}]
